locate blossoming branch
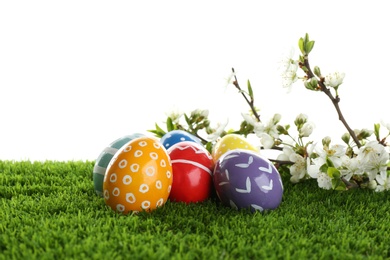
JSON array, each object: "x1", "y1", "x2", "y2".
[{"x1": 151, "y1": 33, "x2": 390, "y2": 192}]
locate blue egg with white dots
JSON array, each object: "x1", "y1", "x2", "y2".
[{"x1": 160, "y1": 130, "x2": 202, "y2": 150}]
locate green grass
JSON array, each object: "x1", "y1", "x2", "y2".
[{"x1": 1, "y1": 160, "x2": 390, "y2": 260}]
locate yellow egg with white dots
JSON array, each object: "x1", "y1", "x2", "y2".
[
  {"x1": 212, "y1": 134, "x2": 259, "y2": 162},
  {"x1": 103, "y1": 136, "x2": 172, "y2": 214}
]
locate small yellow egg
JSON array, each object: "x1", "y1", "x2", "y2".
[{"x1": 212, "y1": 134, "x2": 259, "y2": 162}]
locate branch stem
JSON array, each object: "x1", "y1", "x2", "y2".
[
  {"x1": 303, "y1": 58, "x2": 361, "y2": 148},
  {"x1": 232, "y1": 68, "x2": 261, "y2": 122}
]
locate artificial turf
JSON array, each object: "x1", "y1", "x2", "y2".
[{"x1": 1, "y1": 160, "x2": 390, "y2": 260}]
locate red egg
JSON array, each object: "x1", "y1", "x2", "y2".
[{"x1": 167, "y1": 141, "x2": 214, "y2": 203}]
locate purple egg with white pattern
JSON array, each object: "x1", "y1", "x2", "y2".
[
  {"x1": 160, "y1": 130, "x2": 202, "y2": 150},
  {"x1": 213, "y1": 149, "x2": 283, "y2": 212}
]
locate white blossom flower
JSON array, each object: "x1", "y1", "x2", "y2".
[
  {"x1": 165, "y1": 107, "x2": 183, "y2": 124},
  {"x1": 299, "y1": 122, "x2": 315, "y2": 137},
  {"x1": 259, "y1": 133, "x2": 274, "y2": 149},
  {"x1": 191, "y1": 109, "x2": 209, "y2": 118},
  {"x1": 264, "y1": 114, "x2": 281, "y2": 139},
  {"x1": 278, "y1": 47, "x2": 296, "y2": 72},
  {"x1": 289, "y1": 153, "x2": 307, "y2": 183},
  {"x1": 277, "y1": 146, "x2": 308, "y2": 183},
  {"x1": 241, "y1": 113, "x2": 265, "y2": 136},
  {"x1": 375, "y1": 171, "x2": 390, "y2": 192},
  {"x1": 356, "y1": 141, "x2": 389, "y2": 180},
  {"x1": 243, "y1": 113, "x2": 280, "y2": 141},
  {"x1": 381, "y1": 120, "x2": 390, "y2": 132},
  {"x1": 241, "y1": 112, "x2": 256, "y2": 125},
  {"x1": 224, "y1": 71, "x2": 236, "y2": 88},
  {"x1": 307, "y1": 143, "x2": 348, "y2": 189},
  {"x1": 340, "y1": 156, "x2": 363, "y2": 181},
  {"x1": 324, "y1": 72, "x2": 345, "y2": 88},
  {"x1": 316, "y1": 143, "x2": 346, "y2": 168},
  {"x1": 279, "y1": 48, "x2": 299, "y2": 91},
  {"x1": 276, "y1": 146, "x2": 294, "y2": 162},
  {"x1": 207, "y1": 118, "x2": 228, "y2": 142},
  {"x1": 307, "y1": 142, "x2": 317, "y2": 155},
  {"x1": 317, "y1": 172, "x2": 332, "y2": 190},
  {"x1": 281, "y1": 62, "x2": 299, "y2": 91},
  {"x1": 307, "y1": 156, "x2": 325, "y2": 179}
]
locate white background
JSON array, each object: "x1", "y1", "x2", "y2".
[{"x1": 1, "y1": 1, "x2": 389, "y2": 161}]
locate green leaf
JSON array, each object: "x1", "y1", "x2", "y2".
[
  {"x1": 298, "y1": 37, "x2": 305, "y2": 55},
  {"x1": 374, "y1": 123, "x2": 380, "y2": 140},
  {"x1": 326, "y1": 157, "x2": 335, "y2": 168},
  {"x1": 154, "y1": 123, "x2": 166, "y2": 136},
  {"x1": 304, "y1": 33, "x2": 310, "y2": 44},
  {"x1": 184, "y1": 113, "x2": 191, "y2": 126},
  {"x1": 247, "y1": 80, "x2": 253, "y2": 100},
  {"x1": 327, "y1": 167, "x2": 340, "y2": 178},
  {"x1": 319, "y1": 163, "x2": 328, "y2": 173},
  {"x1": 305, "y1": 40, "x2": 315, "y2": 54},
  {"x1": 205, "y1": 142, "x2": 213, "y2": 153},
  {"x1": 148, "y1": 129, "x2": 165, "y2": 138},
  {"x1": 332, "y1": 178, "x2": 347, "y2": 191},
  {"x1": 166, "y1": 117, "x2": 174, "y2": 132}
]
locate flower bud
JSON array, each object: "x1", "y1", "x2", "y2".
[
  {"x1": 356, "y1": 128, "x2": 373, "y2": 140},
  {"x1": 304, "y1": 79, "x2": 312, "y2": 90},
  {"x1": 310, "y1": 78, "x2": 318, "y2": 90},
  {"x1": 272, "y1": 113, "x2": 282, "y2": 124},
  {"x1": 277, "y1": 125, "x2": 288, "y2": 135},
  {"x1": 201, "y1": 109, "x2": 209, "y2": 118},
  {"x1": 341, "y1": 133, "x2": 350, "y2": 144},
  {"x1": 294, "y1": 113, "x2": 308, "y2": 127},
  {"x1": 368, "y1": 180, "x2": 377, "y2": 190},
  {"x1": 191, "y1": 109, "x2": 209, "y2": 118},
  {"x1": 300, "y1": 122, "x2": 315, "y2": 137},
  {"x1": 314, "y1": 66, "x2": 321, "y2": 78},
  {"x1": 304, "y1": 78, "x2": 318, "y2": 91},
  {"x1": 322, "y1": 136, "x2": 331, "y2": 147}
]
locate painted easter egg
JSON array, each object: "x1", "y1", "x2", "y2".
[
  {"x1": 213, "y1": 149, "x2": 283, "y2": 212},
  {"x1": 103, "y1": 136, "x2": 172, "y2": 214},
  {"x1": 167, "y1": 141, "x2": 214, "y2": 203},
  {"x1": 93, "y1": 133, "x2": 144, "y2": 196},
  {"x1": 160, "y1": 130, "x2": 202, "y2": 150},
  {"x1": 212, "y1": 134, "x2": 258, "y2": 162}
]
